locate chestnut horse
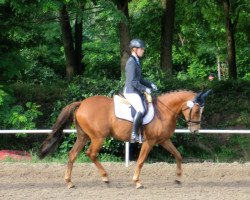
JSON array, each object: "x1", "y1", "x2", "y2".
[{"x1": 39, "y1": 90, "x2": 211, "y2": 189}]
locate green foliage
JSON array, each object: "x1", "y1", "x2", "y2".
[
  {"x1": 5, "y1": 102, "x2": 42, "y2": 131},
  {"x1": 242, "y1": 72, "x2": 250, "y2": 80},
  {"x1": 142, "y1": 65, "x2": 168, "y2": 91},
  {"x1": 56, "y1": 134, "x2": 124, "y2": 160},
  {"x1": 129, "y1": 0, "x2": 162, "y2": 61},
  {"x1": 1, "y1": 0, "x2": 249, "y2": 82},
  {"x1": 20, "y1": 44, "x2": 63, "y2": 84},
  {"x1": 0, "y1": 87, "x2": 42, "y2": 136},
  {"x1": 0, "y1": 86, "x2": 7, "y2": 106},
  {"x1": 102, "y1": 137, "x2": 124, "y2": 156},
  {"x1": 98, "y1": 153, "x2": 122, "y2": 162},
  {"x1": 83, "y1": 40, "x2": 120, "y2": 79},
  {"x1": 58, "y1": 133, "x2": 77, "y2": 155},
  {"x1": 67, "y1": 75, "x2": 123, "y2": 100},
  {"x1": 0, "y1": 52, "x2": 25, "y2": 80},
  {"x1": 82, "y1": 0, "x2": 122, "y2": 79},
  {"x1": 186, "y1": 59, "x2": 210, "y2": 79}
]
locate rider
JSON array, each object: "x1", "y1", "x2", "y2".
[{"x1": 123, "y1": 39, "x2": 158, "y2": 143}]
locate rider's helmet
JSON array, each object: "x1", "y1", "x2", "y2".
[{"x1": 129, "y1": 39, "x2": 145, "y2": 49}]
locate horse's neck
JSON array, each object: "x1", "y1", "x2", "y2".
[
  {"x1": 157, "y1": 97, "x2": 181, "y2": 116},
  {"x1": 157, "y1": 92, "x2": 194, "y2": 115}
]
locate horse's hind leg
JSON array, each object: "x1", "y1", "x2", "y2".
[
  {"x1": 86, "y1": 138, "x2": 109, "y2": 183},
  {"x1": 64, "y1": 131, "x2": 89, "y2": 189},
  {"x1": 160, "y1": 139, "x2": 183, "y2": 184}
]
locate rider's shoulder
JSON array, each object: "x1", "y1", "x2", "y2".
[{"x1": 126, "y1": 57, "x2": 136, "y2": 67}]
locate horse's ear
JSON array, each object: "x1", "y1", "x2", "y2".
[
  {"x1": 194, "y1": 89, "x2": 213, "y2": 106},
  {"x1": 194, "y1": 92, "x2": 204, "y2": 104},
  {"x1": 201, "y1": 89, "x2": 213, "y2": 101}
]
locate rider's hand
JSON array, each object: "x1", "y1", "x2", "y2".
[
  {"x1": 145, "y1": 88, "x2": 151, "y2": 94},
  {"x1": 151, "y1": 83, "x2": 158, "y2": 91}
]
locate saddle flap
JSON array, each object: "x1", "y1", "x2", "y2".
[
  {"x1": 114, "y1": 95, "x2": 131, "y2": 106},
  {"x1": 114, "y1": 95, "x2": 154, "y2": 125}
]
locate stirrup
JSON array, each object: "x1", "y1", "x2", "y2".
[
  {"x1": 130, "y1": 132, "x2": 138, "y2": 143},
  {"x1": 138, "y1": 133, "x2": 144, "y2": 143},
  {"x1": 130, "y1": 132, "x2": 144, "y2": 143}
]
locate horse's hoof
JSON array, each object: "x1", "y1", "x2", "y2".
[
  {"x1": 136, "y1": 182, "x2": 144, "y2": 189},
  {"x1": 102, "y1": 176, "x2": 109, "y2": 183},
  {"x1": 174, "y1": 179, "x2": 182, "y2": 185},
  {"x1": 67, "y1": 182, "x2": 75, "y2": 189}
]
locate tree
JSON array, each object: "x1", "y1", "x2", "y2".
[
  {"x1": 160, "y1": 0, "x2": 176, "y2": 75},
  {"x1": 0, "y1": 0, "x2": 249, "y2": 82},
  {"x1": 221, "y1": 0, "x2": 237, "y2": 79},
  {"x1": 59, "y1": 1, "x2": 86, "y2": 78},
  {"x1": 0, "y1": 0, "x2": 64, "y2": 82},
  {"x1": 74, "y1": 3, "x2": 85, "y2": 75},
  {"x1": 59, "y1": 4, "x2": 77, "y2": 78},
  {"x1": 116, "y1": 0, "x2": 130, "y2": 75}
]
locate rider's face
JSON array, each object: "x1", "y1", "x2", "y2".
[{"x1": 134, "y1": 48, "x2": 145, "y2": 58}]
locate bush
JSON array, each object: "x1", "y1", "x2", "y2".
[{"x1": 0, "y1": 86, "x2": 42, "y2": 130}]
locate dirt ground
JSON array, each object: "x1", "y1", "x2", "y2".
[{"x1": 0, "y1": 162, "x2": 249, "y2": 200}]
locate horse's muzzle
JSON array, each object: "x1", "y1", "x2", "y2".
[
  {"x1": 192, "y1": 129, "x2": 199, "y2": 134},
  {"x1": 188, "y1": 124, "x2": 200, "y2": 133}
]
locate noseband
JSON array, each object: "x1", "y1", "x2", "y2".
[{"x1": 182, "y1": 103, "x2": 204, "y2": 125}]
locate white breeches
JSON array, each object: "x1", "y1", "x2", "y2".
[{"x1": 123, "y1": 92, "x2": 145, "y2": 114}]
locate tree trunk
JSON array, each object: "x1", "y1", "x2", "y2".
[
  {"x1": 117, "y1": 0, "x2": 130, "y2": 76},
  {"x1": 74, "y1": 17, "x2": 84, "y2": 74},
  {"x1": 160, "y1": 0, "x2": 175, "y2": 75},
  {"x1": 59, "y1": 4, "x2": 77, "y2": 78},
  {"x1": 222, "y1": 0, "x2": 237, "y2": 79}
]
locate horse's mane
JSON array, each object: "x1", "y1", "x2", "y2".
[{"x1": 159, "y1": 89, "x2": 195, "y2": 97}]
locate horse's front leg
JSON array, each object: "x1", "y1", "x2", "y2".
[
  {"x1": 133, "y1": 140, "x2": 155, "y2": 189},
  {"x1": 160, "y1": 139, "x2": 183, "y2": 184}
]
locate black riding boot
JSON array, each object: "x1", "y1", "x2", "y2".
[{"x1": 131, "y1": 111, "x2": 143, "y2": 143}]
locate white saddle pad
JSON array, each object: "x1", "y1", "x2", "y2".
[{"x1": 114, "y1": 95, "x2": 154, "y2": 125}]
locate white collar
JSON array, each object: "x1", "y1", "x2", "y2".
[{"x1": 131, "y1": 52, "x2": 139, "y2": 62}]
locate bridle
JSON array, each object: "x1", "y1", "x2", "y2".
[
  {"x1": 156, "y1": 90, "x2": 212, "y2": 126},
  {"x1": 157, "y1": 99, "x2": 203, "y2": 125},
  {"x1": 182, "y1": 102, "x2": 204, "y2": 125}
]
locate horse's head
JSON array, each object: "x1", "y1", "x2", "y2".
[{"x1": 181, "y1": 90, "x2": 212, "y2": 133}]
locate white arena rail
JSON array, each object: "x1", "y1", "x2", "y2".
[
  {"x1": 0, "y1": 129, "x2": 250, "y2": 167},
  {"x1": 0, "y1": 129, "x2": 76, "y2": 134}
]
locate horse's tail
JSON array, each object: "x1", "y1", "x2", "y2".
[{"x1": 39, "y1": 101, "x2": 81, "y2": 159}]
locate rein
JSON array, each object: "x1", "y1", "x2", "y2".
[
  {"x1": 157, "y1": 99, "x2": 179, "y2": 117},
  {"x1": 157, "y1": 98, "x2": 202, "y2": 125},
  {"x1": 157, "y1": 99, "x2": 186, "y2": 124}
]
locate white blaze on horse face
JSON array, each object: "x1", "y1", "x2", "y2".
[
  {"x1": 187, "y1": 100, "x2": 194, "y2": 108},
  {"x1": 199, "y1": 107, "x2": 204, "y2": 120}
]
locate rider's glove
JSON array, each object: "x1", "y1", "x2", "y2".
[
  {"x1": 145, "y1": 88, "x2": 151, "y2": 94},
  {"x1": 151, "y1": 83, "x2": 158, "y2": 91}
]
